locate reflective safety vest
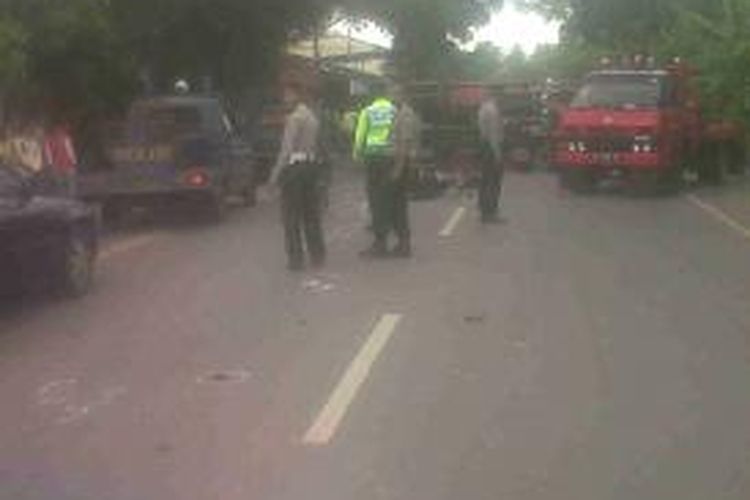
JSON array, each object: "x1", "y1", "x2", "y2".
[{"x1": 354, "y1": 98, "x2": 397, "y2": 160}]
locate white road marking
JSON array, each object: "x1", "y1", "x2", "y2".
[
  {"x1": 686, "y1": 194, "x2": 750, "y2": 242},
  {"x1": 303, "y1": 313, "x2": 403, "y2": 446},
  {"x1": 100, "y1": 234, "x2": 158, "y2": 260},
  {"x1": 439, "y1": 207, "x2": 467, "y2": 237}
]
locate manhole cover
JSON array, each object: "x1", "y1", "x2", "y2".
[
  {"x1": 198, "y1": 370, "x2": 253, "y2": 385},
  {"x1": 463, "y1": 314, "x2": 486, "y2": 324}
]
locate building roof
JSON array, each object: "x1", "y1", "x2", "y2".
[
  {"x1": 289, "y1": 33, "x2": 386, "y2": 59},
  {"x1": 288, "y1": 32, "x2": 389, "y2": 77}
]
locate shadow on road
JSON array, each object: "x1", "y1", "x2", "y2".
[
  {"x1": 102, "y1": 198, "x2": 254, "y2": 236},
  {"x1": 0, "y1": 289, "x2": 62, "y2": 334}
]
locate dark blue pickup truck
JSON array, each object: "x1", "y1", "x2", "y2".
[{"x1": 78, "y1": 95, "x2": 256, "y2": 222}]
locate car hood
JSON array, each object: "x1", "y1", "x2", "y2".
[
  {"x1": 559, "y1": 108, "x2": 662, "y2": 133},
  {"x1": 0, "y1": 195, "x2": 93, "y2": 221}
]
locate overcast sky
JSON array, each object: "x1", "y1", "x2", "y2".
[
  {"x1": 331, "y1": 4, "x2": 560, "y2": 54},
  {"x1": 470, "y1": 5, "x2": 560, "y2": 53}
]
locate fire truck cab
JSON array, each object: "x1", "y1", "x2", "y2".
[{"x1": 554, "y1": 62, "x2": 701, "y2": 193}]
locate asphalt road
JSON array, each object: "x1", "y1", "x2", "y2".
[{"x1": 1, "y1": 168, "x2": 750, "y2": 500}]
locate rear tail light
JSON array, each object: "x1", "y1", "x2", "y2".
[{"x1": 184, "y1": 169, "x2": 210, "y2": 187}]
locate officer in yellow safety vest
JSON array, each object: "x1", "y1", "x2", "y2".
[{"x1": 353, "y1": 83, "x2": 399, "y2": 258}]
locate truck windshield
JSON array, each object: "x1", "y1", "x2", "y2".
[{"x1": 570, "y1": 75, "x2": 664, "y2": 110}]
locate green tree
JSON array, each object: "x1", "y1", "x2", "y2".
[
  {"x1": 454, "y1": 42, "x2": 504, "y2": 80},
  {"x1": 0, "y1": 0, "x2": 511, "y2": 126},
  {"x1": 0, "y1": 0, "x2": 137, "y2": 123},
  {"x1": 0, "y1": 17, "x2": 26, "y2": 90},
  {"x1": 663, "y1": 0, "x2": 750, "y2": 122},
  {"x1": 518, "y1": 0, "x2": 750, "y2": 124},
  {"x1": 341, "y1": 0, "x2": 504, "y2": 79},
  {"x1": 112, "y1": 0, "x2": 334, "y2": 100}
]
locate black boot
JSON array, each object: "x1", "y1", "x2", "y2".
[
  {"x1": 391, "y1": 240, "x2": 412, "y2": 258},
  {"x1": 359, "y1": 240, "x2": 388, "y2": 259},
  {"x1": 287, "y1": 259, "x2": 305, "y2": 272}
]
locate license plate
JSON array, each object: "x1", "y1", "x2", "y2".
[
  {"x1": 130, "y1": 176, "x2": 155, "y2": 189},
  {"x1": 112, "y1": 145, "x2": 174, "y2": 164},
  {"x1": 599, "y1": 153, "x2": 614, "y2": 164}
]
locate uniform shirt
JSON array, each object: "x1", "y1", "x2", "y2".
[
  {"x1": 354, "y1": 98, "x2": 397, "y2": 161},
  {"x1": 272, "y1": 103, "x2": 320, "y2": 184},
  {"x1": 478, "y1": 99, "x2": 504, "y2": 161},
  {"x1": 393, "y1": 103, "x2": 422, "y2": 169}
]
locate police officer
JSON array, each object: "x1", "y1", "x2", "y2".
[
  {"x1": 477, "y1": 86, "x2": 506, "y2": 223},
  {"x1": 271, "y1": 82, "x2": 326, "y2": 271},
  {"x1": 390, "y1": 85, "x2": 422, "y2": 257},
  {"x1": 354, "y1": 82, "x2": 398, "y2": 258}
]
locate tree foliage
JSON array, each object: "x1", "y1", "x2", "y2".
[
  {"x1": 517, "y1": 0, "x2": 750, "y2": 124},
  {"x1": 111, "y1": 0, "x2": 333, "y2": 99},
  {"x1": 0, "y1": 0, "x2": 335, "y2": 124},
  {"x1": 0, "y1": 0, "x2": 138, "y2": 123},
  {"x1": 340, "y1": 0, "x2": 504, "y2": 78},
  {"x1": 663, "y1": 0, "x2": 750, "y2": 123},
  {"x1": 0, "y1": 16, "x2": 26, "y2": 91},
  {"x1": 0, "y1": 0, "x2": 508, "y2": 124}
]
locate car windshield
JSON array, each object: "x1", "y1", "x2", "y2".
[{"x1": 570, "y1": 75, "x2": 664, "y2": 109}]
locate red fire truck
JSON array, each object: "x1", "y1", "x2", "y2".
[{"x1": 554, "y1": 59, "x2": 743, "y2": 193}]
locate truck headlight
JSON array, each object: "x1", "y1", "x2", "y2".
[
  {"x1": 568, "y1": 141, "x2": 587, "y2": 153},
  {"x1": 633, "y1": 135, "x2": 657, "y2": 153}
]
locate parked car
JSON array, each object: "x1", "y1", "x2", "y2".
[
  {"x1": 78, "y1": 94, "x2": 256, "y2": 222},
  {"x1": 0, "y1": 163, "x2": 99, "y2": 297}
]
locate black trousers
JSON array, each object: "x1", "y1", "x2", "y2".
[
  {"x1": 365, "y1": 157, "x2": 410, "y2": 248},
  {"x1": 280, "y1": 162, "x2": 326, "y2": 266},
  {"x1": 478, "y1": 141, "x2": 505, "y2": 218}
]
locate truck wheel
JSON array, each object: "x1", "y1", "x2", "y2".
[
  {"x1": 560, "y1": 169, "x2": 595, "y2": 194},
  {"x1": 629, "y1": 171, "x2": 668, "y2": 197},
  {"x1": 59, "y1": 231, "x2": 95, "y2": 298},
  {"x1": 661, "y1": 167, "x2": 683, "y2": 195}
]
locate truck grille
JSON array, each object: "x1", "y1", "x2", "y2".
[{"x1": 585, "y1": 136, "x2": 632, "y2": 153}]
